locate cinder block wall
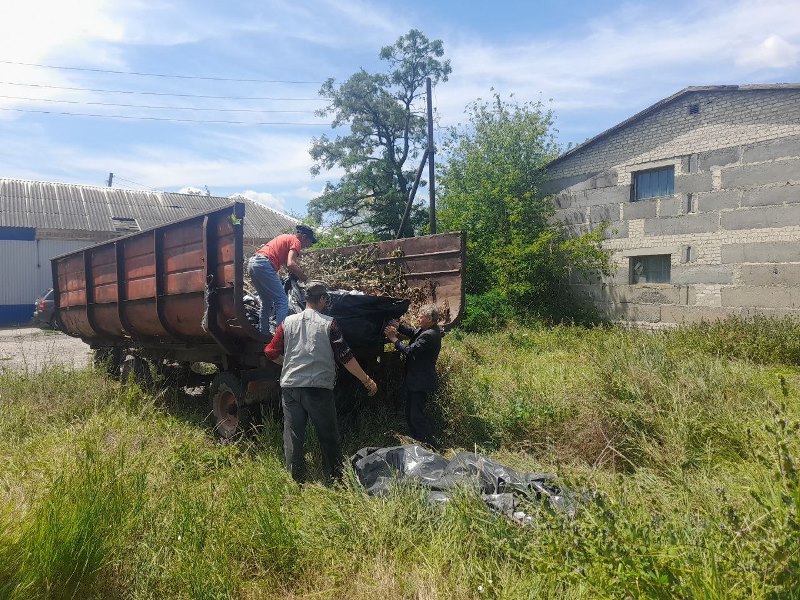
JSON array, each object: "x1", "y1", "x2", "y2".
[{"x1": 546, "y1": 88, "x2": 800, "y2": 324}]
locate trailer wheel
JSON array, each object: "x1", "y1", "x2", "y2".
[
  {"x1": 120, "y1": 355, "x2": 153, "y2": 389},
  {"x1": 210, "y1": 372, "x2": 250, "y2": 441}
]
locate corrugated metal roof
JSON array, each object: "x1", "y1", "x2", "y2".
[{"x1": 0, "y1": 178, "x2": 298, "y2": 240}]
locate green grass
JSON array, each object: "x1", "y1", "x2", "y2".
[{"x1": 1, "y1": 317, "x2": 799, "y2": 599}]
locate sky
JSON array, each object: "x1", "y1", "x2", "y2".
[{"x1": 0, "y1": 0, "x2": 798, "y2": 217}]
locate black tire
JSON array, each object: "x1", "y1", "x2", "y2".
[
  {"x1": 120, "y1": 355, "x2": 153, "y2": 389},
  {"x1": 209, "y1": 371, "x2": 250, "y2": 442}
]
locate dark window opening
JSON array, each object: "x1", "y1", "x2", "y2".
[
  {"x1": 111, "y1": 216, "x2": 140, "y2": 233},
  {"x1": 633, "y1": 166, "x2": 674, "y2": 201},
  {"x1": 630, "y1": 254, "x2": 671, "y2": 284}
]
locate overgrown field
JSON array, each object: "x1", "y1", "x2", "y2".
[{"x1": 1, "y1": 317, "x2": 799, "y2": 599}]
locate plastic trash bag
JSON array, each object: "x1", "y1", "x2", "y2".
[
  {"x1": 350, "y1": 445, "x2": 574, "y2": 520},
  {"x1": 286, "y1": 277, "x2": 410, "y2": 349}
]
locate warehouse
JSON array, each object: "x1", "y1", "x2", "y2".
[
  {"x1": 547, "y1": 84, "x2": 800, "y2": 324},
  {"x1": 0, "y1": 178, "x2": 298, "y2": 326}
]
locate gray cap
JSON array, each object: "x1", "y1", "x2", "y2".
[{"x1": 305, "y1": 280, "x2": 328, "y2": 297}]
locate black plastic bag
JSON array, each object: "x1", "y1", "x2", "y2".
[
  {"x1": 350, "y1": 445, "x2": 574, "y2": 519},
  {"x1": 286, "y1": 278, "x2": 409, "y2": 349}
]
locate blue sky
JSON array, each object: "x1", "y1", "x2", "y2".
[{"x1": 0, "y1": 0, "x2": 798, "y2": 217}]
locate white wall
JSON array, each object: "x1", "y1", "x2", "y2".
[{"x1": 0, "y1": 239, "x2": 91, "y2": 322}]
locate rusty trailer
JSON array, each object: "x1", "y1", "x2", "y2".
[{"x1": 51, "y1": 201, "x2": 465, "y2": 438}]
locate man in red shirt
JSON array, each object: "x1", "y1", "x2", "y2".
[{"x1": 248, "y1": 224, "x2": 316, "y2": 334}]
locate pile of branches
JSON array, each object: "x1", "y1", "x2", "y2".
[
  {"x1": 303, "y1": 247, "x2": 412, "y2": 295},
  {"x1": 244, "y1": 246, "x2": 449, "y2": 323}
]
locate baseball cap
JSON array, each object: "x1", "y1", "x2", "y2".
[{"x1": 296, "y1": 224, "x2": 317, "y2": 243}]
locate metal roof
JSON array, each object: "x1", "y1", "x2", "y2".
[
  {"x1": 0, "y1": 178, "x2": 299, "y2": 240},
  {"x1": 548, "y1": 84, "x2": 800, "y2": 167}
]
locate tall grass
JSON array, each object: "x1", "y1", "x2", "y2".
[{"x1": 0, "y1": 318, "x2": 798, "y2": 598}]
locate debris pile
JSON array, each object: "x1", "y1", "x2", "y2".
[{"x1": 244, "y1": 246, "x2": 449, "y2": 324}]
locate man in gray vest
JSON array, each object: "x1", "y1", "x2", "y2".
[{"x1": 264, "y1": 280, "x2": 378, "y2": 483}]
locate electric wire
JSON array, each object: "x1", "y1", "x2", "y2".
[
  {"x1": 0, "y1": 81, "x2": 329, "y2": 101},
  {"x1": 0, "y1": 59, "x2": 324, "y2": 84},
  {"x1": 0, "y1": 106, "x2": 331, "y2": 126},
  {"x1": 0, "y1": 94, "x2": 318, "y2": 113},
  {"x1": 112, "y1": 176, "x2": 158, "y2": 191}
]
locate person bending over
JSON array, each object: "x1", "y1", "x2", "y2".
[{"x1": 248, "y1": 224, "x2": 316, "y2": 334}]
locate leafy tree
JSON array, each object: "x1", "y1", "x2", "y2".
[
  {"x1": 438, "y1": 93, "x2": 611, "y2": 320},
  {"x1": 308, "y1": 29, "x2": 451, "y2": 239}
]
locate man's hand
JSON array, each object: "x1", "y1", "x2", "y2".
[
  {"x1": 383, "y1": 325, "x2": 398, "y2": 342},
  {"x1": 362, "y1": 376, "x2": 378, "y2": 396},
  {"x1": 386, "y1": 319, "x2": 399, "y2": 328}
]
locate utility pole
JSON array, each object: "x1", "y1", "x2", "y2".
[
  {"x1": 426, "y1": 77, "x2": 436, "y2": 234},
  {"x1": 396, "y1": 148, "x2": 429, "y2": 239},
  {"x1": 106, "y1": 172, "x2": 114, "y2": 187}
]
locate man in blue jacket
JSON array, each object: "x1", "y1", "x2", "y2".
[{"x1": 384, "y1": 304, "x2": 442, "y2": 447}]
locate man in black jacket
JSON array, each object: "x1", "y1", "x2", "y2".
[{"x1": 384, "y1": 304, "x2": 442, "y2": 447}]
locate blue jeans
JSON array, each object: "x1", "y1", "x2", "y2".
[{"x1": 248, "y1": 255, "x2": 288, "y2": 334}]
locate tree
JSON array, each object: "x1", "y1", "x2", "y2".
[
  {"x1": 438, "y1": 93, "x2": 611, "y2": 320},
  {"x1": 308, "y1": 29, "x2": 451, "y2": 239}
]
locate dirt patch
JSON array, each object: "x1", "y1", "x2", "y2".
[{"x1": 0, "y1": 327, "x2": 92, "y2": 372}]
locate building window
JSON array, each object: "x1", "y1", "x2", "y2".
[
  {"x1": 630, "y1": 254, "x2": 671, "y2": 284},
  {"x1": 633, "y1": 166, "x2": 674, "y2": 201}
]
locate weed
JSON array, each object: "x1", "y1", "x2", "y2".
[{"x1": 0, "y1": 320, "x2": 799, "y2": 598}]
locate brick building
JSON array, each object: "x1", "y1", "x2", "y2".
[{"x1": 546, "y1": 84, "x2": 800, "y2": 324}]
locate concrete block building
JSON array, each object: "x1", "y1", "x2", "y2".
[
  {"x1": 0, "y1": 179, "x2": 298, "y2": 326},
  {"x1": 546, "y1": 84, "x2": 800, "y2": 325}
]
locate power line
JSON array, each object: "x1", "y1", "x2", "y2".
[
  {"x1": 0, "y1": 106, "x2": 331, "y2": 126},
  {"x1": 0, "y1": 59, "x2": 324, "y2": 84},
  {"x1": 113, "y1": 176, "x2": 158, "y2": 191},
  {"x1": 0, "y1": 81, "x2": 329, "y2": 101},
  {"x1": 0, "y1": 94, "x2": 318, "y2": 113}
]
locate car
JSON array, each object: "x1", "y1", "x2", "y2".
[{"x1": 32, "y1": 288, "x2": 60, "y2": 329}]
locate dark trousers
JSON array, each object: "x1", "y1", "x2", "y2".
[
  {"x1": 282, "y1": 387, "x2": 343, "y2": 484},
  {"x1": 404, "y1": 386, "x2": 436, "y2": 447}
]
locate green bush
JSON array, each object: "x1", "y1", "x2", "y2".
[{"x1": 460, "y1": 290, "x2": 515, "y2": 333}]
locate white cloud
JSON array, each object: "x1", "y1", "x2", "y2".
[
  {"x1": 177, "y1": 186, "x2": 206, "y2": 195},
  {"x1": 234, "y1": 190, "x2": 286, "y2": 212},
  {"x1": 291, "y1": 185, "x2": 326, "y2": 201},
  {"x1": 317, "y1": 0, "x2": 399, "y2": 37},
  {"x1": 737, "y1": 34, "x2": 799, "y2": 69},
  {"x1": 435, "y1": 0, "x2": 800, "y2": 123},
  {"x1": 0, "y1": 0, "x2": 125, "y2": 63}
]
